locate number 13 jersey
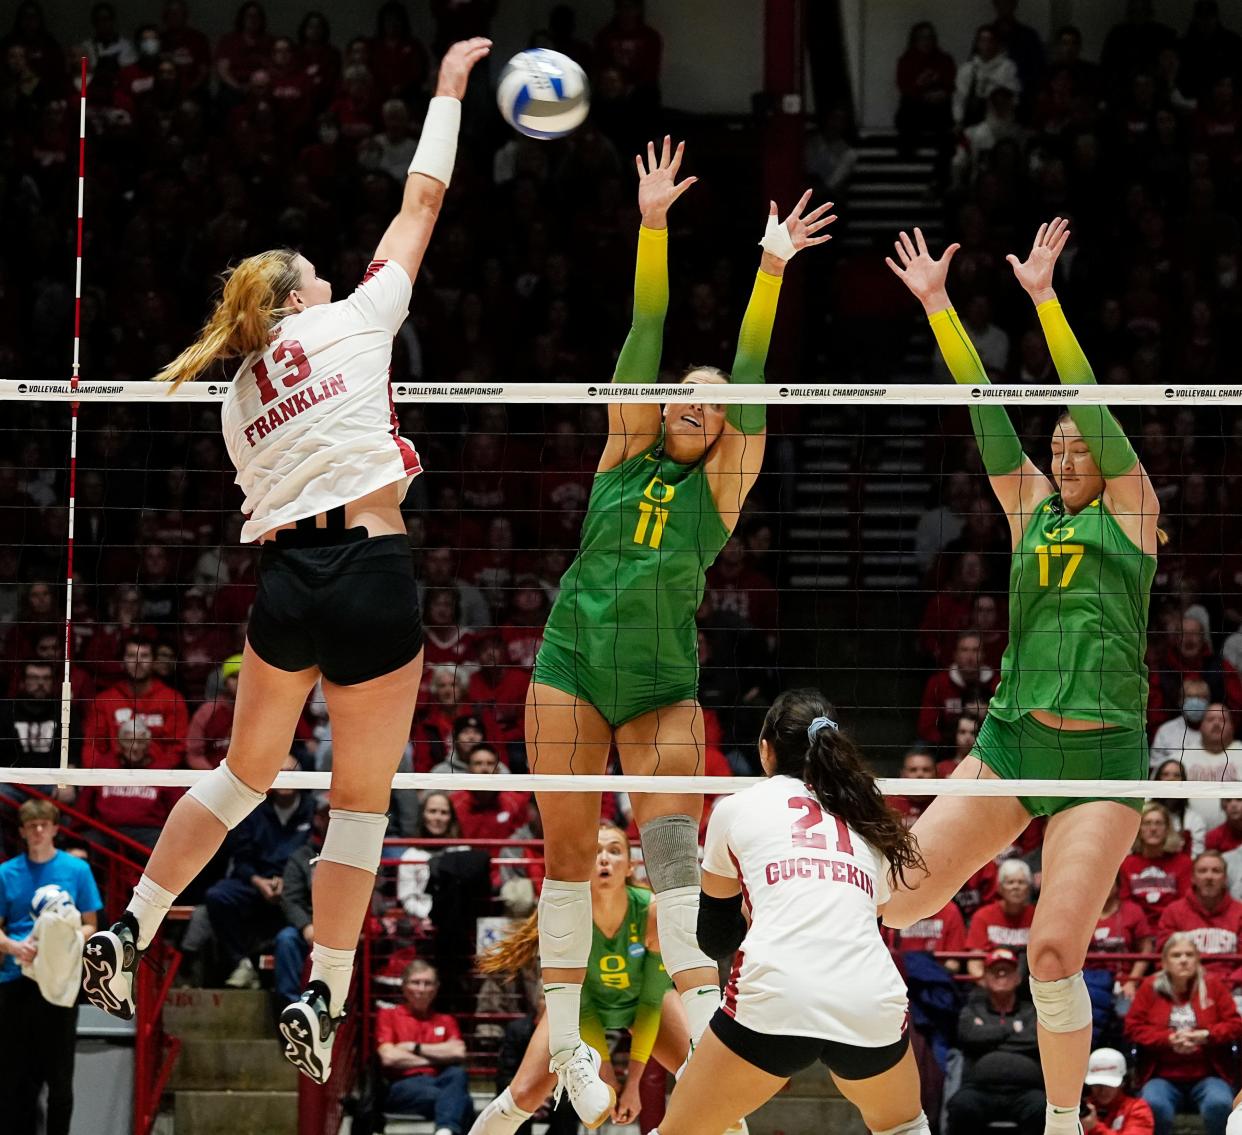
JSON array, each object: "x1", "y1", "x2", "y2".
[
  {"x1": 221, "y1": 260, "x2": 423, "y2": 543},
  {"x1": 702, "y1": 774, "x2": 908, "y2": 1045}
]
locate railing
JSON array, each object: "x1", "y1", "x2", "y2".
[{"x1": 0, "y1": 785, "x2": 183, "y2": 1135}]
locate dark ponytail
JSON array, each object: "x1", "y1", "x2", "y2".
[{"x1": 761, "y1": 689, "x2": 925, "y2": 887}]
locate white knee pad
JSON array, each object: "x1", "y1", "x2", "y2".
[
  {"x1": 186, "y1": 760, "x2": 266, "y2": 830},
  {"x1": 874, "y1": 1113, "x2": 930, "y2": 1135},
  {"x1": 1030, "y1": 971, "x2": 1092, "y2": 1033},
  {"x1": 657, "y1": 884, "x2": 717, "y2": 977},
  {"x1": 538, "y1": 879, "x2": 592, "y2": 969},
  {"x1": 318, "y1": 809, "x2": 388, "y2": 873}
]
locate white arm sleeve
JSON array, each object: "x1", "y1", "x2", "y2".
[{"x1": 345, "y1": 259, "x2": 414, "y2": 336}]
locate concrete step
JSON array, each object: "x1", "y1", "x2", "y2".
[
  {"x1": 748, "y1": 1095, "x2": 867, "y2": 1135},
  {"x1": 169, "y1": 1037, "x2": 297, "y2": 1091},
  {"x1": 174, "y1": 1090, "x2": 297, "y2": 1135},
  {"x1": 164, "y1": 988, "x2": 273, "y2": 1040}
]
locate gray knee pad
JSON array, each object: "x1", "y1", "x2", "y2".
[
  {"x1": 318, "y1": 809, "x2": 389, "y2": 873},
  {"x1": 186, "y1": 760, "x2": 266, "y2": 830},
  {"x1": 1030, "y1": 971, "x2": 1092, "y2": 1033},
  {"x1": 639, "y1": 815, "x2": 715, "y2": 976},
  {"x1": 639, "y1": 814, "x2": 701, "y2": 892}
]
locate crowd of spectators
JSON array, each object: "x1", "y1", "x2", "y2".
[{"x1": 4, "y1": 0, "x2": 1242, "y2": 1130}]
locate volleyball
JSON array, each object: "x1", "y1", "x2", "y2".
[
  {"x1": 31, "y1": 884, "x2": 72, "y2": 918},
  {"x1": 496, "y1": 49, "x2": 589, "y2": 139}
]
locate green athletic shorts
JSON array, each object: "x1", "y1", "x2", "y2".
[
  {"x1": 531, "y1": 636, "x2": 699, "y2": 728},
  {"x1": 973, "y1": 712, "x2": 1148, "y2": 818}
]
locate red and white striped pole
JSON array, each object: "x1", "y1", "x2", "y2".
[{"x1": 60, "y1": 55, "x2": 87, "y2": 771}]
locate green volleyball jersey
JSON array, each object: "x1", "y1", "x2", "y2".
[
  {"x1": 543, "y1": 440, "x2": 730, "y2": 686},
  {"x1": 581, "y1": 886, "x2": 669, "y2": 1029},
  {"x1": 989, "y1": 494, "x2": 1156, "y2": 727}
]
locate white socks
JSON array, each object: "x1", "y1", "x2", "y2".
[
  {"x1": 1045, "y1": 1104, "x2": 1082, "y2": 1135},
  {"x1": 126, "y1": 874, "x2": 177, "y2": 950},
  {"x1": 310, "y1": 943, "x2": 355, "y2": 1016},
  {"x1": 544, "y1": 981, "x2": 583, "y2": 1058},
  {"x1": 681, "y1": 984, "x2": 721, "y2": 1049},
  {"x1": 469, "y1": 1088, "x2": 532, "y2": 1135}
]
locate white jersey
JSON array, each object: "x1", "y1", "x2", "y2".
[
  {"x1": 221, "y1": 259, "x2": 423, "y2": 542},
  {"x1": 702, "y1": 774, "x2": 908, "y2": 1045}
]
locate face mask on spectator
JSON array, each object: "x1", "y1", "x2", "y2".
[{"x1": 1182, "y1": 696, "x2": 1209, "y2": 726}]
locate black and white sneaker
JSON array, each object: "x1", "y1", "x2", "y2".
[
  {"x1": 81, "y1": 912, "x2": 141, "y2": 1020},
  {"x1": 279, "y1": 980, "x2": 340, "y2": 1084}
]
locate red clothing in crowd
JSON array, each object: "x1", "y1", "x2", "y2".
[
  {"x1": 77, "y1": 782, "x2": 184, "y2": 830},
  {"x1": 1205, "y1": 823, "x2": 1242, "y2": 853},
  {"x1": 1119, "y1": 852, "x2": 1193, "y2": 920},
  {"x1": 374, "y1": 1007, "x2": 462, "y2": 1080},
  {"x1": 84, "y1": 679, "x2": 189, "y2": 768},
  {"x1": 500, "y1": 625, "x2": 542, "y2": 671},
  {"x1": 954, "y1": 861, "x2": 999, "y2": 922},
  {"x1": 703, "y1": 563, "x2": 778, "y2": 633},
  {"x1": 187, "y1": 697, "x2": 234, "y2": 770},
  {"x1": 450, "y1": 791, "x2": 529, "y2": 843},
  {"x1": 1125, "y1": 971, "x2": 1242, "y2": 1085},
  {"x1": 894, "y1": 900, "x2": 968, "y2": 955},
  {"x1": 1088, "y1": 1092, "x2": 1155, "y2": 1135},
  {"x1": 966, "y1": 901, "x2": 1035, "y2": 953},
  {"x1": 1156, "y1": 893, "x2": 1242, "y2": 975},
  {"x1": 916, "y1": 665, "x2": 998, "y2": 747},
  {"x1": 1092, "y1": 899, "x2": 1154, "y2": 978},
  {"x1": 466, "y1": 667, "x2": 529, "y2": 748}
]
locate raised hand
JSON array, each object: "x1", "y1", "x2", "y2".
[
  {"x1": 885, "y1": 227, "x2": 960, "y2": 313},
  {"x1": 1006, "y1": 217, "x2": 1069, "y2": 303},
  {"x1": 775, "y1": 189, "x2": 837, "y2": 253},
  {"x1": 434, "y1": 37, "x2": 492, "y2": 100},
  {"x1": 636, "y1": 136, "x2": 697, "y2": 227}
]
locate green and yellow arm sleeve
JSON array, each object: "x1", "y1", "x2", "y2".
[
  {"x1": 1037, "y1": 299, "x2": 1138, "y2": 478},
  {"x1": 726, "y1": 269, "x2": 782, "y2": 435},
  {"x1": 613, "y1": 225, "x2": 669, "y2": 385},
  {"x1": 929, "y1": 307, "x2": 1024, "y2": 476}
]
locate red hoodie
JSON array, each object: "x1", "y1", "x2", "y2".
[
  {"x1": 78, "y1": 780, "x2": 184, "y2": 830},
  {"x1": 84, "y1": 679, "x2": 190, "y2": 768},
  {"x1": 1119, "y1": 852, "x2": 1193, "y2": 919},
  {"x1": 1087, "y1": 1092, "x2": 1154, "y2": 1135},
  {"x1": 1125, "y1": 971, "x2": 1242, "y2": 1084},
  {"x1": 1156, "y1": 892, "x2": 1242, "y2": 975}
]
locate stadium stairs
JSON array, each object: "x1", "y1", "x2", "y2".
[
  {"x1": 788, "y1": 133, "x2": 939, "y2": 759},
  {"x1": 158, "y1": 986, "x2": 298, "y2": 1135}
]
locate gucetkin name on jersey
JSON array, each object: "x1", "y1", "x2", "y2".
[
  {"x1": 243, "y1": 375, "x2": 349, "y2": 446},
  {"x1": 764, "y1": 855, "x2": 876, "y2": 898}
]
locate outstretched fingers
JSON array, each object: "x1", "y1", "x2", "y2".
[
  {"x1": 660, "y1": 133, "x2": 672, "y2": 168},
  {"x1": 892, "y1": 238, "x2": 912, "y2": 267},
  {"x1": 804, "y1": 199, "x2": 835, "y2": 223},
  {"x1": 668, "y1": 138, "x2": 685, "y2": 176}
]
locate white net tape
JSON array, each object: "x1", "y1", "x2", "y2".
[
  {"x1": 3, "y1": 380, "x2": 1242, "y2": 405},
  {"x1": 0, "y1": 768, "x2": 1229, "y2": 800}
]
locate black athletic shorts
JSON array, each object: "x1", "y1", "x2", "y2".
[
  {"x1": 247, "y1": 529, "x2": 423, "y2": 685},
  {"x1": 710, "y1": 1009, "x2": 909, "y2": 1081}
]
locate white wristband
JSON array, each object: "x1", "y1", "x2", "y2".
[
  {"x1": 758, "y1": 213, "x2": 798, "y2": 261},
  {"x1": 408, "y1": 96, "x2": 461, "y2": 187}
]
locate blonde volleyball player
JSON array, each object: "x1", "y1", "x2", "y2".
[
  {"x1": 525, "y1": 137, "x2": 834, "y2": 1126},
  {"x1": 884, "y1": 220, "x2": 1159, "y2": 1135},
  {"x1": 648, "y1": 689, "x2": 929, "y2": 1135},
  {"x1": 80, "y1": 38, "x2": 493, "y2": 1084}
]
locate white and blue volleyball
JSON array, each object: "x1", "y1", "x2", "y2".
[
  {"x1": 497, "y1": 49, "x2": 589, "y2": 140},
  {"x1": 32, "y1": 884, "x2": 72, "y2": 918}
]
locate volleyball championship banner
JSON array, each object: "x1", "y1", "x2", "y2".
[{"x1": 4, "y1": 380, "x2": 1242, "y2": 405}]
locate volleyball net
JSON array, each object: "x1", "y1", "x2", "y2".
[{"x1": 1, "y1": 380, "x2": 1240, "y2": 806}]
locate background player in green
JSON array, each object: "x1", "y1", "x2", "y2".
[
  {"x1": 525, "y1": 134, "x2": 834, "y2": 1127},
  {"x1": 885, "y1": 218, "x2": 1161, "y2": 1135},
  {"x1": 470, "y1": 823, "x2": 688, "y2": 1134}
]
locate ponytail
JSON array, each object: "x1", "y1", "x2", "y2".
[
  {"x1": 477, "y1": 911, "x2": 539, "y2": 979},
  {"x1": 155, "y1": 249, "x2": 304, "y2": 389},
  {"x1": 761, "y1": 688, "x2": 925, "y2": 887}
]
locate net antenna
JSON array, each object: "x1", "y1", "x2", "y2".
[{"x1": 60, "y1": 56, "x2": 88, "y2": 772}]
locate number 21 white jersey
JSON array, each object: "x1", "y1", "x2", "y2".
[
  {"x1": 702, "y1": 774, "x2": 908, "y2": 1045},
  {"x1": 221, "y1": 260, "x2": 422, "y2": 543}
]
